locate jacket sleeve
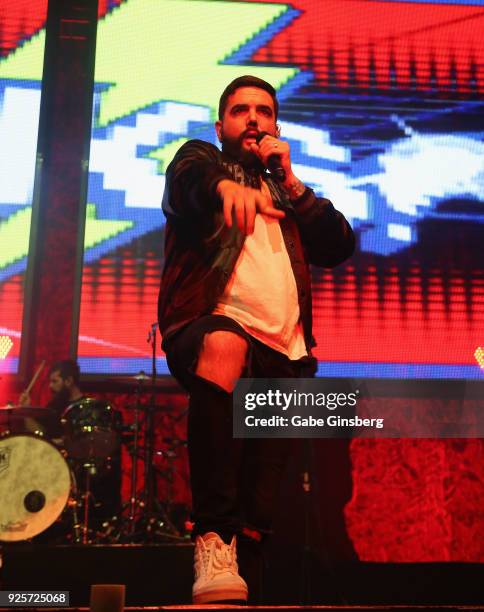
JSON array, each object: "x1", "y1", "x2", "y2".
[
  {"x1": 162, "y1": 139, "x2": 232, "y2": 219},
  {"x1": 291, "y1": 187, "x2": 355, "y2": 268}
]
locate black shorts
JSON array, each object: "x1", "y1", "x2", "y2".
[{"x1": 163, "y1": 314, "x2": 317, "y2": 391}]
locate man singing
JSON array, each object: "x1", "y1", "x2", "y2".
[{"x1": 158, "y1": 76, "x2": 354, "y2": 604}]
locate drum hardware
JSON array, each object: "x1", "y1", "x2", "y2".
[
  {"x1": 81, "y1": 461, "x2": 95, "y2": 544},
  {"x1": 99, "y1": 514, "x2": 122, "y2": 542},
  {"x1": 151, "y1": 437, "x2": 189, "y2": 537},
  {"x1": 111, "y1": 371, "x2": 176, "y2": 542},
  {"x1": 104, "y1": 324, "x2": 186, "y2": 544},
  {"x1": 105, "y1": 327, "x2": 172, "y2": 543},
  {"x1": 58, "y1": 398, "x2": 123, "y2": 545},
  {"x1": 66, "y1": 496, "x2": 82, "y2": 543},
  {"x1": 145, "y1": 324, "x2": 159, "y2": 516},
  {"x1": 126, "y1": 373, "x2": 144, "y2": 536},
  {"x1": 136, "y1": 323, "x2": 183, "y2": 541},
  {"x1": 67, "y1": 456, "x2": 122, "y2": 545}
]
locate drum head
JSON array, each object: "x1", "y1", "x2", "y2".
[{"x1": 0, "y1": 435, "x2": 71, "y2": 542}]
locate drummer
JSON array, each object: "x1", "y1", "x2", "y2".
[
  {"x1": 16, "y1": 360, "x2": 122, "y2": 531},
  {"x1": 19, "y1": 359, "x2": 84, "y2": 422}
]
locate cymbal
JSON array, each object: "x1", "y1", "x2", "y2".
[
  {"x1": 104, "y1": 375, "x2": 151, "y2": 387},
  {"x1": 133, "y1": 372, "x2": 150, "y2": 382},
  {"x1": 0, "y1": 406, "x2": 53, "y2": 418},
  {"x1": 0, "y1": 407, "x2": 59, "y2": 437},
  {"x1": 87, "y1": 373, "x2": 184, "y2": 394}
]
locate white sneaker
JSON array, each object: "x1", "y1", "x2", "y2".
[{"x1": 192, "y1": 532, "x2": 248, "y2": 604}]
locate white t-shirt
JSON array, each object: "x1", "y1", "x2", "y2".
[{"x1": 213, "y1": 210, "x2": 307, "y2": 360}]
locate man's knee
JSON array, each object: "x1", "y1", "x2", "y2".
[
  {"x1": 200, "y1": 330, "x2": 248, "y2": 357},
  {"x1": 195, "y1": 330, "x2": 248, "y2": 392}
]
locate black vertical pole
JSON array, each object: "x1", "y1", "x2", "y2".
[{"x1": 19, "y1": 0, "x2": 98, "y2": 388}]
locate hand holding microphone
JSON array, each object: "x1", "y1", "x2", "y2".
[
  {"x1": 253, "y1": 131, "x2": 288, "y2": 183},
  {"x1": 251, "y1": 132, "x2": 306, "y2": 200}
]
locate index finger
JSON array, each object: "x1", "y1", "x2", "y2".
[
  {"x1": 262, "y1": 205, "x2": 285, "y2": 219},
  {"x1": 223, "y1": 193, "x2": 234, "y2": 227}
]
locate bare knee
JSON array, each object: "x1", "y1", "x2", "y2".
[{"x1": 195, "y1": 331, "x2": 248, "y2": 392}]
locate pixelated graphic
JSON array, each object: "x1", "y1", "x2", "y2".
[{"x1": 0, "y1": 0, "x2": 483, "y2": 378}]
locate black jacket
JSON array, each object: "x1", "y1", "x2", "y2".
[{"x1": 158, "y1": 139, "x2": 355, "y2": 353}]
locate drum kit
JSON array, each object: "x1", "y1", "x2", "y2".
[
  {"x1": 0, "y1": 384, "x2": 188, "y2": 546},
  {"x1": 0, "y1": 397, "x2": 121, "y2": 545},
  {"x1": 1, "y1": 327, "x2": 188, "y2": 546}
]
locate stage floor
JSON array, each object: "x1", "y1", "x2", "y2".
[
  {"x1": 1, "y1": 543, "x2": 483, "y2": 608},
  {"x1": 0, "y1": 606, "x2": 484, "y2": 611}
]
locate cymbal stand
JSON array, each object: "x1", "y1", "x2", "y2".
[
  {"x1": 70, "y1": 470, "x2": 82, "y2": 543},
  {"x1": 142, "y1": 322, "x2": 181, "y2": 540},
  {"x1": 108, "y1": 327, "x2": 183, "y2": 542},
  {"x1": 128, "y1": 377, "x2": 144, "y2": 535},
  {"x1": 144, "y1": 322, "x2": 158, "y2": 514},
  {"x1": 79, "y1": 461, "x2": 97, "y2": 544}
]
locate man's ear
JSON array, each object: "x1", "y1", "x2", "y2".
[
  {"x1": 215, "y1": 120, "x2": 222, "y2": 142},
  {"x1": 65, "y1": 376, "x2": 74, "y2": 389},
  {"x1": 276, "y1": 123, "x2": 281, "y2": 138}
]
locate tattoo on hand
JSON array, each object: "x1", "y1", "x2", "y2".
[{"x1": 284, "y1": 177, "x2": 306, "y2": 200}]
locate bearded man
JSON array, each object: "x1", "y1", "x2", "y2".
[
  {"x1": 19, "y1": 359, "x2": 83, "y2": 417},
  {"x1": 158, "y1": 75, "x2": 355, "y2": 604}
]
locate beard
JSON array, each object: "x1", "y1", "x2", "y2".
[
  {"x1": 219, "y1": 129, "x2": 263, "y2": 168},
  {"x1": 46, "y1": 386, "x2": 71, "y2": 414}
]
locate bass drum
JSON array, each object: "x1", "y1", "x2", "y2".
[{"x1": 0, "y1": 434, "x2": 71, "y2": 542}]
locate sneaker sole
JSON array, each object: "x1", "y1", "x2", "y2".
[{"x1": 193, "y1": 587, "x2": 248, "y2": 605}]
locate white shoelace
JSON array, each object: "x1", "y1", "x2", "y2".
[{"x1": 195, "y1": 537, "x2": 237, "y2": 579}]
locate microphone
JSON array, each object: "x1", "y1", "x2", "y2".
[{"x1": 255, "y1": 131, "x2": 286, "y2": 183}]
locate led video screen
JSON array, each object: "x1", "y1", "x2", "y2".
[
  {"x1": 0, "y1": 0, "x2": 118, "y2": 375},
  {"x1": 0, "y1": 0, "x2": 49, "y2": 374},
  {"x1": 79, "y1": 0, "x2": 483, "y2": 379},
  {"x1": 2, "y1": 0, "x2": 482, "y2": 379}
]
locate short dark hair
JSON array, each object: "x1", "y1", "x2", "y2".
[
  {"x1": 49, "y1": 359, "x2": 81, "y2": 386},
  {"x1": 218, "y1": 75, "x2": 279, "y2": 120}
]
